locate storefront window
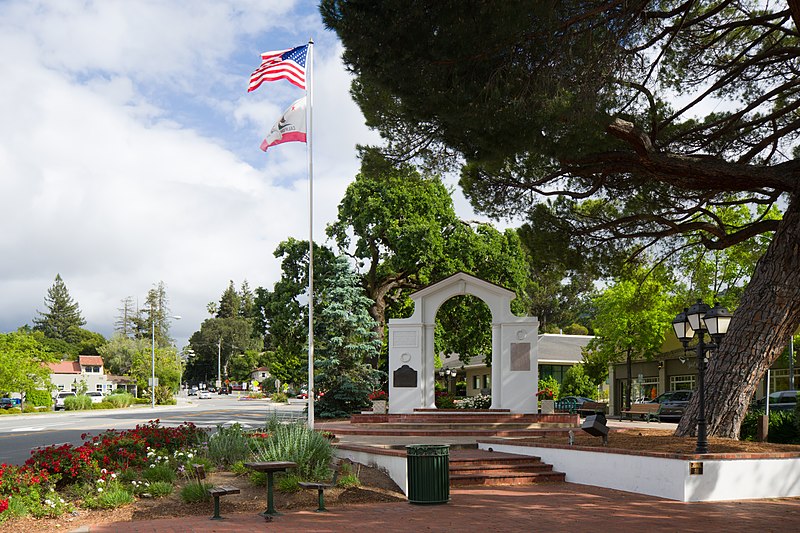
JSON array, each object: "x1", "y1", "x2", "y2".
[{"x1": 670, "y1": 375, "x2": 696, "y2": 391}]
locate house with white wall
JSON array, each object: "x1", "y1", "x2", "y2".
[{"x1": 47, "y1": 355, "x2": 114, "y2": 394}]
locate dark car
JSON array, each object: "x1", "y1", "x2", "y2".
[
  {"x1": 560, "y1": 396, "x2": 594, "y2": 408},
  {"x1": 752, "y1": 390, "x2": 797, "y2": 412},
  {"x1": 654, "y1": 390, "x2": 693, "y2": 421},
  {"x1": 0, "y1": 398, "x2": 20, "y2": 409}
]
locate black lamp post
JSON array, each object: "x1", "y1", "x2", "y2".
[{"x1": 671, "y1": 300, "x2": 733, "y2": 454}]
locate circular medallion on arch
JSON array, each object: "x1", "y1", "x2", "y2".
[
  {"x1": 400, "y1": 352, "x2": 411, "y2": 363},
  {"x1": 516, "y1": 330, "x2": 527, "y2": 341}
]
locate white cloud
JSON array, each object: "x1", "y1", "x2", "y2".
[{"x1": 0, "y1": 1, "x2": 491, "y2": 350}]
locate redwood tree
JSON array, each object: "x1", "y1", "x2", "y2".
[{"x1": 323, "y1": 0, "x2": 800, "y2": 438}]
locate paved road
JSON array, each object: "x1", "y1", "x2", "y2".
[{"x1": 0, "y1": 396, "x2": 306, "y2": 465}]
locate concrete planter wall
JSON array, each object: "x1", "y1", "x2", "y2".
[{"x1": 478, "y1": 441, "x2": 800, "y2": 502}]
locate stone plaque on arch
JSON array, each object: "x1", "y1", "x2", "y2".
[
  {"x1": 510, "y1": 342, "x2": 531, "y2": 371},
  {"x1": 393, "y1": 364, "x2": 418, "y2": 388}
]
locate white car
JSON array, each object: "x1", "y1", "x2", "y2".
[
  {"x1": 198, "y1": 390, "x2": 212, "y2": 399},
  {"x1": 87, "y1": 391, "x2": 104, "y2": 404},
  {"x1": 54, "y1": 391, "x2": 76, "y2": 410}
]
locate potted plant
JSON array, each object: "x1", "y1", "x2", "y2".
[
  {"x1": 537, "y1": 388, "x2": 555, "y2": 414},
  {"x1": 368, "y1": 390, "x2": 388, "y2": 414}
]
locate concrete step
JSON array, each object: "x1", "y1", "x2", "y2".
[
  {"x1": 329, "y1": 426, "x2": 573, "y2": 437},
  {"x1": 349, "y1": 422, "x2": 574, "y2": 430}
]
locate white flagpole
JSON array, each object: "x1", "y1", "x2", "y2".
[{"x1": 306, "y1": 38, "x2": 315, "y2": 430}]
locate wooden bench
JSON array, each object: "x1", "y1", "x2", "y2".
[
  {"x1": 192, "y1": 464, "x2": 240, "y2": 520},
  {"x1": 298, "y1": 461, "x2": 342, "y2": 512},
  {"x1": 620, "y1": 403, "x2": 661, "y2": 422},
  {"x1": 577, "y1": 401, "x2": 608, "y2": 418}
]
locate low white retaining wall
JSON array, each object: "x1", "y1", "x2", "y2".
[
  {"x1": 478, "y1": 441, "x2": 800, "y2": 502},
  {"x1": 335, "y1": 446, "x2": 408, "y2": 496}
]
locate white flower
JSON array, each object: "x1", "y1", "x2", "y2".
[
  {"x1": 45, "y1": 499, "x2": 52, "y2": 505},
  {"x1": 111, "y1": 473, "x2": 117, "y2": 479},
  {"x1": 59, "y1": 498, "x2": 65, "y2": 503},
  {"x1": 97, "y1": 478, "x2": 105, "y2": 484},
  {"x1": 149, "y1": 464, "x2": 155, "y2": 468},
  {"x1": 187, "y1": 453, "x2": 193, "y2": 458},
  {"x1": 97, "y1": 487, "x2": 103, "y2": 493},
  {"x1": 101, "y1": 468, "x2": 107, "y2": 474}
]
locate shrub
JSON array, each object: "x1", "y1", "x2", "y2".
[
  {"x1": 146, "y1": 481, "x2": 173, "y2": 498},
  {"x1": 559, "y1": 364, "x2": 597, "y2": 399},
  {"x1": 179, "y1": 481, "x2": 212, "y2": 503},
  {"x1": 435, "y1": 392, "x2": 456, "y2": 409},
  {"x1": 276, "y1": 473, "x2": 302, "y2": 492},
  {"x1": 22, "y1": 405, "x2": 38, "y2": 413},
  {"x1": 270, "y1": 392, "x2": 288, "y2": 403},
  {"x1": 5, "y1": 408, "x2": 20, "y2": 415},
  {"x1": 142, "y1": 464, "x2": 176, "y2": 484},
  {"x1": 337, "y1": 463, "x2": 360, "y2": 488},
  {"x1": 741, "y1": 410, "x2": 799, "y2": 443},
  {"x1": 105, "y1": 392, "x2": 135, "y2": 408},
  {"x1": 64, "y1": 395, "x2": 93, "y2": 411},
  {"x1": 24, "y1": 389, "x2": 52, "y2": 408},
  {"x1": 457, "y1": 395, "x2": 491, "y2": 409},
  {"x1": 207, "y1": 424, "x2": 252, "y2": 467},
  {"x1": 251, "y1": 421, "x2": 333, "y2": 481},
  {"x1": 82, "y1": 480, "x2": 134, "y2": 509}
]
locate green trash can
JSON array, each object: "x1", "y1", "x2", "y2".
[{"x1": 406, "y1": 444, "x2": 449, "y2": 504}]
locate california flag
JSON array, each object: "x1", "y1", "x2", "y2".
[{"x1": 261, "y1": 96, "x2": 307, "y2": 151}]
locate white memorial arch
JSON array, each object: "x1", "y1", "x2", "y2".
[{"x1": 387, "y1": 272, "x2": 539, "y2": 413}]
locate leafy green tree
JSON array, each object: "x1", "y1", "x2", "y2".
[
  {"x1": 130, "y1": 344, "x2": 180, "y2": 398},
  {"x1": 322, "y1": 0, "x2": 800, "y2": 438},
  {"x1": 185, "y1": 317, "x2": 258, "y2": 386},
  {"x1": 585, "y1": 268, "x2": 676, "y2": 410},
  {"x1": 559, "y1": 364, "x2": 597, "y2": 400},
  {"x1": 228, "y1": 349, "x2": 268, "y2": 383},
  {"x1": 0, "y1": 332, "x2": 56, "y2": 397},
  {"x1": 98, "y1": 334, "x2": 147, "y2": 376},
  {"x1": 33, "y1": 274, "x2": 86, "y2": 343},
  {"x1": 327, "y1": 151, "x2": 461, "y2": 348},
  {"x1": 253, "y1": 239, "x2": 338, "y2": 386},
  {"x1": 315, "y1": 256, "x2": 383, "y2": 418}
]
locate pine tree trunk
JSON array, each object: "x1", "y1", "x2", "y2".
[{"x1": 676, "y1": 194, "x2": 800, "y2": 439}]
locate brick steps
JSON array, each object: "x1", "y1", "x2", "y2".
[{"x1": 449, "y1": 450, "x2": 565, "y2": 487}]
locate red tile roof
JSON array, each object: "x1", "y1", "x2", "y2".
[
  {"x1": 48, "y1": 361, "x2": 81, "y2": 374},
  {"x1": 78, "y1": 355, "x2": 104, "y2": 366}
]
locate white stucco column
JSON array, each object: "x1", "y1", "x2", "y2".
[
  {"x1": 424, "y1": 324, "x2": 436, "y2": 408},
  {"x1": 490, "y1": 323, "x2": 502, "y2": 409}
]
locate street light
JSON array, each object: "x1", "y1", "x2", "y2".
[
  {"x1": 148, "y1": 305, "x2": 181, "y2": 409},
  {"x1": 671, "y1": 300, "x2": 732, "y2": 454}
]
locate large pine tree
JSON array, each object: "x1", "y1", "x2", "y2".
[{"x1": 33, "y1": 274, "x2": 86, "y2": 343}]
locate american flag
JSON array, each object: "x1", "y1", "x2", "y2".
[{"x1": 248, "y1": 44, "x2": 307, "y2": 92}]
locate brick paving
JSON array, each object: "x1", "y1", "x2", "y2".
[{"x1": 84, "y1": 483, "x2": 800, "y2": 532}]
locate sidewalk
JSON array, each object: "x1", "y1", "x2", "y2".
[{"x1": 81, "y1": 482, "x2": 800, "y2": 532}]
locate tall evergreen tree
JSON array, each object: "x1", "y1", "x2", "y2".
[
  {"x1": 140, "y1": 282, "x2": 173, "y2": 347},
  {"x1": 115, "y1": 296, "x2": 137, "y2": 338},
  {"x1": 315, "y1": 256, "x2": 383, "y2": 418},
  {"x1": 33, "y1": 274, "x2": 86, "y2": 343},
  {"x1": 217, "y1": 281, "x2": 241, "y2": 319}
]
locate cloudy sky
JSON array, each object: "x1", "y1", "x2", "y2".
[{"x1": 0, "y1": 1, "x2": 493, "y2": 348}]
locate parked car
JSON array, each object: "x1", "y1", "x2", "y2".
[
  {"x1": 751, "y1": 390, "x2": 798, "y2": 412},
  {"x1": 560, "y1": 396, "x2": 595, "y2": 408},
  {"x1": 0, "y1": 397, "x2": 21, "y2": 409},
  {"x1": 198, "y1": 390, "x2": 212, "y2": 399},
  {"x1": 653, "y1": 390, "x2": 693, "y2": 421},
  {"x1": 188, "y1": 387, "x2": 198, "y2": 396},
  {"x1": 54, "y1": 391, "x2": 77, "y2": 410},
  {"x1": 86, "y1": 391, "x2": 104, "y2": 404}
]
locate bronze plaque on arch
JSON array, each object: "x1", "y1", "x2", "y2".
[
  {"x1": 510, "y1": 342, "x2": 531, "y2": 371},
  {"x1": 393, "y1": 364, "x2": 418, "y2": 387}
]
